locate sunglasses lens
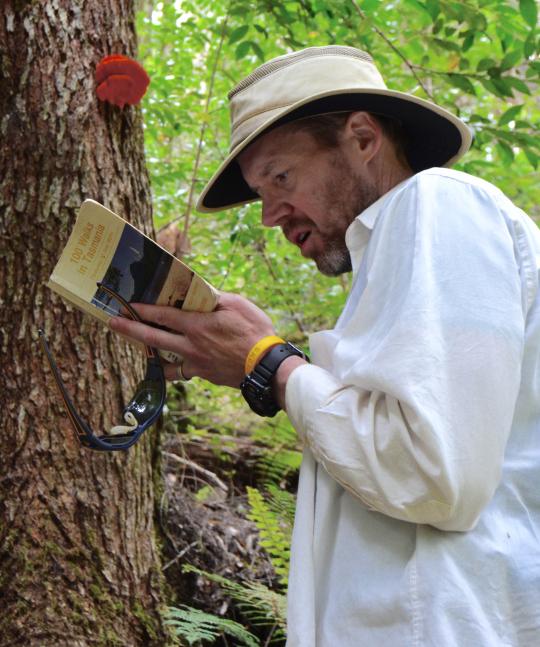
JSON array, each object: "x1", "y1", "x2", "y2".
[{"x1": 124, "y1": 378, "x2": 165, "y2": 424}]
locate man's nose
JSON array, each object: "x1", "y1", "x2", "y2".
[{"x1": 261, "y1": 196, "x2": 292, "y2": 228}]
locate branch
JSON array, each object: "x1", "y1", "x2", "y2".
[
  {"x1": 181, "y1": 9, "x2": 230, "y2": 244},
  {"x1": 163, "y1": 451, "x2": 229, "y2": 493},
  {"x1": 162, "y1": 540, "x2": 198, "y2": 571},
  {"x1": 349, "y1": 0, "x2": 435, "y2": 101}
]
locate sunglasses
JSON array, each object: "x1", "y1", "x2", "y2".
[{"x1": 39, "y1": 283, "x2": 166, "y2": 451}]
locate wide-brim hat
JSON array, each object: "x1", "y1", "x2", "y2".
[{"x1": 196, "y1": 45, "x2": 472, "y2": 212}]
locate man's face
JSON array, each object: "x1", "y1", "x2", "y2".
[{"x1": 237, "y1": 124, "x2": 380, "y2": 276}]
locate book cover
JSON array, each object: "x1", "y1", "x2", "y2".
[{"x1": 47, "y1": 199, "x2": 218, "y2": 362}]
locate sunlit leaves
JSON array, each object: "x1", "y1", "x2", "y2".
[
  {"x1": 235, "y1": 40, "x2": 251, "y2": 58},
  {"x1": 498, "y1": 104, "x2": 524, "y2": 126},
  {"x1": 519, "y1": 0, "x2": 538, "y2": 29},
  {"x1": 496, "y1": 140, "x2": 515, "y2": 165},
  {"x1": 445, "y1": 73, "x2": 477, "y2": 95},
  {"x1": 229, "y1": 25, "x2": 249, "y2": 44}
]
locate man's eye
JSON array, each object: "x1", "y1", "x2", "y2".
[{"x1": 276, "y1": 171, "x2": 289, "y2": 184}]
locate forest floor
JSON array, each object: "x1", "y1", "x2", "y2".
[{"x1": 159, "y1": 429, "x2": 278, "y2": 613}]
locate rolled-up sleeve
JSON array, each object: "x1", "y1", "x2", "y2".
[{"x1": 286, "y1": 173, "x2": 526, "y2": 532}]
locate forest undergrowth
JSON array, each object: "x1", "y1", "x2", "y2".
[{"x1": 159, "y1": 381, "x2": 299, "y2": 646}]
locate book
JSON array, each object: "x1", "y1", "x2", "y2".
[{"x1": 47, "y1": 199, "x2": 218, "y2": 362}]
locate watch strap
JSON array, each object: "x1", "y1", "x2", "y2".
[
  {"x1": 240, "y1": 342, "x2": 308, "y2": 417},
  {"x1": 245, "y1": 335, "x2": 285, "y2": 374}
]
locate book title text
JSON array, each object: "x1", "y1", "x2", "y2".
[{"x1": 70, "y1": 223, "x2": 105, "y2": 275}]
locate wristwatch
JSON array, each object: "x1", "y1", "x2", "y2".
[{"x1": 240, "y1": 342, "x2": 308, "y2": 417}]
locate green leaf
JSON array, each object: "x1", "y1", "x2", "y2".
[
  {"x1": 425, "y1": 0, "x2": 440, "y2": 20},
  {"x1": 469, "y1": 113, "x2": 489, "y2": 124},
  {"x1": 432, "y1": 16, "x2": 444, "y2": 34},
  {"x1": 403, "y1": 0, "x2": 431, "y2": 17},
  {"x1": 504, "y1": 76, "x2": 532, "y2": 95},
  {"x1": 524, "y1": 148, "x2": 539, "y2": 169},
  {"x1": 235, "y1": 41, "x2": 251, "y2": 59},
  {"x1": 229, "y1": 25, "x2": 249, "y2": 44},
  {"x1": 136, "y1": 0, "x2": 540, "y2": 456},
  {"x1": 492, "y1": 77, "x2": 516, "y2": 97},
  {"x1": 524, "y1": 31, "x2": 536, "y2": 57},
  {"x1": 361, "y1": 0, "x2": 380, "y2": 11},
  {"x1": 445, "y1": 74, "x2": 477, "y2": 95},
  {"x1": 478, "y1": 77, "x2": 508, "y2": 98},
  {"x1": 276, "y1": 4, "x2": 295, "y2": 24},
  {"x1": 253, "y1": 24, "x2": 268, "y2": 37},
  {"x1": 519, "y1": 0, "x2": 538, "y2": 28},
  {"x1": 432, "y1": 37, "x2": 462, "y2": 52},
  {"x1": 477, "y1": 57, "x2": 496, "y2": 72},
  {"x1": 471, "y1": 11, "x2": 488, "y2": 31},
  {"x1": 496, "y1": 140, "x2": 515, "y2": 165},
  {"x1": 249, "y1": 40, "x2": 265, "y2": 62},
  {"x1": 229, "y1": 6, "x2": 248, "y2": 16},
  {"x1": 498, "y1": 104, "x2": 524, "y2": 126},
  {"x1": 462, "y1": 31, "x2": 475, "y2": 52},
  {"x1": 501, "y1": 49, "x2": 523, "y2": 71}
]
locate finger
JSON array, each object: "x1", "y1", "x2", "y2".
[
  {"x1": 128, "y1": 303, "x2": 203, "y2": 334},
  {"x1": 109, "y1": 316, "x2": 189, "y2": 356}
]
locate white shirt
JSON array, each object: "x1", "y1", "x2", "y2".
[{"x1": 285, "y1": 168, "x2": 540, "y2": 647}]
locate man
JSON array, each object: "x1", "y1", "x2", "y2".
[{"x1": 111, "y1": 46, "x2": 540, "y2": 645}]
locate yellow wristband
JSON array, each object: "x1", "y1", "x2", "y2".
[{"x1": 245, "y1": 335, "x2": 285, "y2": 375}]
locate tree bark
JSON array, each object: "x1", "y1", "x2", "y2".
[{"x1": 0, "y1": 1, "x2": 170, "y2": 644}]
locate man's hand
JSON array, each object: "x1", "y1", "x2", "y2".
[{"x1": 109, "y1": 292, "x2": 276, "y2": 388}]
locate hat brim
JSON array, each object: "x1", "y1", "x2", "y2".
[{"x1": 196, "y1": 88, "x2": 472, "y2": 212}]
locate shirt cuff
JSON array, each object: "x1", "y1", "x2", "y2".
[{"x1": 285, "y1": 363, "x2": 344, "y2": 441}]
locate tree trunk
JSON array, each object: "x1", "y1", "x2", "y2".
[{"x1": 0, "y1": 1, "x2": 170, "y2": 644}]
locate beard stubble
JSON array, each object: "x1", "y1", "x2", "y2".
[{"x1": 315, "y1": 152, "x2": 381, "y2": 276}]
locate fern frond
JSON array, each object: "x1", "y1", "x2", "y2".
[
  {"x1": 246, "y1": 487, "x2": 291, "y2": 585},
  {"x1": 164, "y1": 605, "x2": 260, "y2": 646},
  {"x1": 252, "y1": 418, "x2": 298, "y2": 449},
  {"x1": 182, "y1": 565, "x2": 287, "y2": 637},
  {"x1": 256, "y1": 448, "x2": 302, "y2": 485},
  {"x1": 265, "y1": 484, "x2": 297, "y2": 528}
]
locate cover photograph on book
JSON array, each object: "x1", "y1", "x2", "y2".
[{"x1": 93, "y1": 225, "x2": 194, "y2": 318}]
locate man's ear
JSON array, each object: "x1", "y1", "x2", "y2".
[{"x1": 343, "y1": 111, "x2": 383, "y2": 164}]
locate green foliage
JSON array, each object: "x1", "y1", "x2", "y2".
[
  {"x1": 246, "y1": 487, "x2": 292, "y2": 585},
  {"x1": 164, "y1": 604, "x2": 259, "y2": 646},
  {"x1": 264, "y1": 484, "x2": 297, "y2": 528},
  {"x1": 251, "y1": 417, "x2": 303, "y2": 485},
  {"x1": 182, "y1": 565, "x2": 287, "y2": 643}
]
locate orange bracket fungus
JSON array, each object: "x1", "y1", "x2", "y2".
[{"x1": 95, "y1": 54, "x2": 150, "y2": 108}]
